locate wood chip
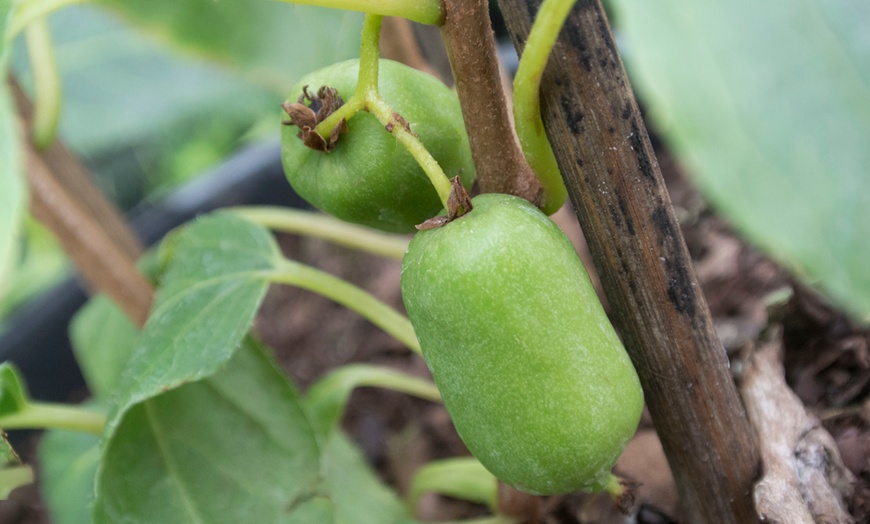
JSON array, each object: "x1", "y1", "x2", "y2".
[{"x1": 741, "y1": 331, "x2": 856, "y2": 524}]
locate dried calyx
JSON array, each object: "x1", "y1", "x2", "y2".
[
  {"x1": 416, "y1": 176, "x2": 473, "y2": 230},
  {"x1": 281, "y1": 86, "x2": 348, "y2": 152}
]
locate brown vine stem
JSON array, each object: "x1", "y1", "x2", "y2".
[
  {"x1": 26, "y1": 146, "x2": 153, "y2": 327},
  {"x1": 439, "y1": 0, "x2": 542, "y2": 205},
  {"x1": 12, "y1": 80, "x2": 144, "y2": 260},
  {"x1": 12, "y1": 79, "x2": 152, "y2": 328},
  {"x1": 496, "y1": 0, "x2": 761, "y2": 522}
]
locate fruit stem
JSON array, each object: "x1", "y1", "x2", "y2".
[
  {"x1": 512, "y1": 0, "x2": 571, "y2": 215},
  {"x1": 314, "y1": 13, "x2": 384, "y2": 137},
  {"x1": 603, "y1": 473, "x2": 624, "y2": 498},
  {"x1": 24, "y1": 17, "x2": 62, "y2": 149},
  {"x1": 367, "y1": 96, "x2": 454, "y2": 209},
  {"x1": 316, "y1": 13, "x2": 455, "y2": 211},
  {"x1": 356, "y1": 12, "x2": 382, "y2": 96},
  {"x1": 270, "y1": 0, "x2": 444, "y2": 26},
  {"x1": 315, "y1": 364, "x2": 442, "y2": 403},
  {"x1": 0, "y1": 402, "x2": 106, "y2": 435},
  {"x1": 232, "y1": 206, "x2": 409, "y2": 259},
  {"x1": 268, "y1": 259, "x2": 422, "y2": 355}
]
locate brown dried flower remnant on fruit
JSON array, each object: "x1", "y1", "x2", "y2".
[
  {"x1": 417, "y1": 176, "x2": 473, "y2": 230},
  {"x1": 281, "y1": 86, "x2": 348, "y2": 152}
]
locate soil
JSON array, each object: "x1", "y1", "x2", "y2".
[{"x1": 2, "y1": 144, "x2": 868, "y2": 523}]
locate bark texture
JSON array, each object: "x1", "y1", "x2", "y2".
[{"x1": 496, "y1": 1, "x2": 762, "y2": 522}]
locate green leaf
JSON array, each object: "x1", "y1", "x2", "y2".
[
  {"x1": 108, "y1": 213, "x2": 280, "y2": 432},
  {"x1": 305, "y1": 364, "x2": 440, "y2": 436},
  {"x1": 69, "y1": 250, "x2": 158, "y2": 399},
  {"x1": 96, "y1": 0, "x2": 362, "y2": 93},
  {"x1": 94, "y1": 339, "x2": 322, "y2": 524},
  {"x1": 611, "y1": 0, "x2": 870, "y2": 319},
  {"x1": 406, "y1": 458, "x2": 498, "y2": 515},
  {"x1": 0, "y1": 363, "x2": 29, "y2": 416},
  {"x1": 287, "y1": 497, "x2": 335, "y2": 523},
  {"x1": 70, "y1": 294, "x2": 139, "y2": 399},
  {"x1": 69, "y1": 249, "x2": 159, "y2": 401},
  {"x1": 39, "y1": 429, "x2": 101, "y2": 524}
]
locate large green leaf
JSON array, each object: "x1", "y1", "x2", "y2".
[
  {"x1": 70, "y1": 294, "x2": 139, "y2": 399},
  {"x1": 94, "y1": 339, "x2": 323, "y2": 524},
  {"x1": 95, "y1": 339, "x2": 418, "y2": 523},
  {"x1": 40, "y1": 429, "x2": 101, "y2": 524},
  {"x1": 108, "y1": 213, "x2": 280, "y2": 432},
  {"x1": 611, "y1": 0, "x2": 870, "y2": 319},
  {"x1": 0, "y1": 14, "x2": 25, "y2": 305},
  {"x1": 96, "y1": 0, "x2": 362, "y2": 94},
  {"x1": 60, "y1": 212, "x2": 421, "y2": 523}
]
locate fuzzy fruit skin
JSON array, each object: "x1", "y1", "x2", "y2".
[
  {"x1": 401, "y1": 193, "x2": 643, "y2": 495},
  {"x1": 281, "y1": 59, "x2": 475, "y2": 234}
]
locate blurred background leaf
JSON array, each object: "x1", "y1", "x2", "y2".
[
  {"x1": 610, "y1": 0, "x2": 870, "y2": 319},
  {"x1": 11, "y1": 4, "x2": 361, "y2": 205},
  {"x1": 39, "y1": 428, "x2": 100, "y2": 524},
  {"x1": 3, "y1": 2, "x2": 361, "y2": 323}
]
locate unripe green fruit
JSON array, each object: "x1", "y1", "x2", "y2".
[
  {"x1": 401, "y1": 193, "x2": 643, "y2": 494},
  {"x1": 281, "y1": 59, "x2": 475, "y2": 233}
]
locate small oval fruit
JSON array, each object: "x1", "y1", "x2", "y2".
[
  {"x1": 281, "y1": 59, "x2": 475, "y2": 233},
  {"x1": 401, "y1": 193, "x2": 643, "y2": 495}
]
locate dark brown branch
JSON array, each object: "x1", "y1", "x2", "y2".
[
  {"x1": 439, "y1": 0, "x2": 542, "y2": 205},
  {"x1": 496, "y1": 1, "x2": 761, "y2": 522}
]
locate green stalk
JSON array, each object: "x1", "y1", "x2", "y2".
[
  {"x1": 315, "y1": 364, "x2": 441, "y2": 403},
  {"x1": 367, "y1": 96, "x2": 453, "y2": 209},
  {"x1": 5, "y1": 0, "x2": 85, "y2": 41},
  {"x1": 271, "y1": 0, "x2": 443, "y2": 26},
  {"x1": 315, "y1": 95, "x2": 366, "y2": 137},
  {"x1": 24, "y1": 17, "x2": 62, "y2": 149},
  {"x1": 603, "y1": 472, "x2": 622, "y2": 496},
  {"x1": 314, "y1": 12, "x2": 382, "y2": 135},
  {"x1": 513, "y1": 0, "x2": 573, "y2": 214},
  {"x1": 232, "y1": 206, "x2": 409, "y2": 259},
  {"x1": 356, "y1": 13, "x2": 382, "y2": 95},
  {"x1": 0, "y1": 403, "x2": 106, "y2": 435},
  {"x1": 268, "y1": 259, "x2": 421, "y2": 354}
]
